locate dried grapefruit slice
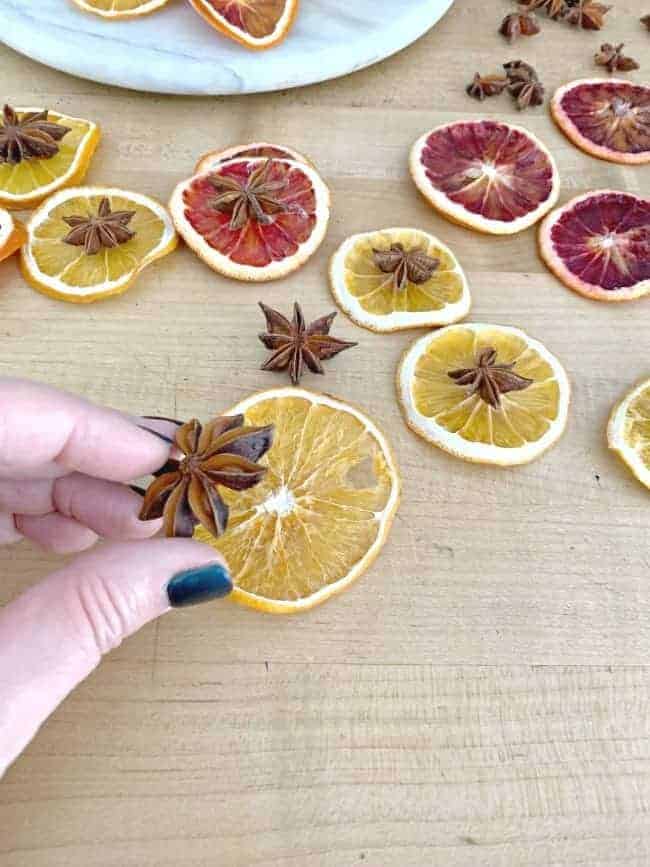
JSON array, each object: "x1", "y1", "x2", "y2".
[
  {"x1": 551, "y1": 78, "x2": 650, "y2": 165},
  {"x1": 410, "y1": 119, "x2": 560, "y2": 235},
  {"x1": 0, "y1": 207, "x2": 26, "y2": 264},
  {"x1": 539, "y1": 190, "x2": 650, "y2": 302},
  {"x1": 70, "y1": 0, "x2": 171, "y2": 17},
  {"x1": 397, "y1": 323, "x2": 570, "y2": 466},
  {"x1": 329, "y1": 228, "x2": 471, "y2": 332},
  {"x1": 195, "y1": 142, "x2": 310, "y2": 174},
  {"x1": 169, "y1": 157, "x2": 330, "y2": 282},
  {"x1": 194, "y1": 387, "x2": 401, "y2": 613},
  {"x1": 188, "y1": 0, "x2": 299, "y2": 50},
  {"x1": 608, "y1": 378, "x2": 650, "y2": 490}
]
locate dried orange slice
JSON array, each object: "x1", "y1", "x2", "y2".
[
  {"x1": 195, "y1": 142, "x2": 310, "y2": 174},
  {"x1": 551, "y1": 78, "x2": 650, "y2": 165},
  {"x1": 539, "y1": 190, "x2": 650, "y2": 302},
  {"x1": 21, "y1": 187, "x2": 177, "y2": 303},
  {"x1": 70, "y1": 0, "x2": 171, "y2": 17},
  {"x1": 170, "y1": 157, "x2": 330, "y2": 282},
  {"x1": 608, "y1": 378, "x2": 650, "y2": 490},
  {"x1": 188, "y1": 0, "x2": 299, "y2": 50},
  {"x1": 0, "y1": 107, "x2": 99, "y2": 210},
  {"x1": 329, "y1": 228, "x2": 471, "y2": 332},
  {"x1": 0, "y1": 207, "x2": 26, "y2": 264},
  {"x1": 398, "y1": 323, "x2": 570, "y2": 466},
  {"x1": 195, "y1": 387, "x2": 400, "y2": 613},
  {"x1": 410, "y1": 119, "x2": 560, "y2": 235}
]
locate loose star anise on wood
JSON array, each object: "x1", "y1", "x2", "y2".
[
  {"x1": 139, "y1": 416, "x2": 274, "y2": 538},
  {"x1": 62, "y1": 197, "x2": 136, "y2": 256},
  {"x1": 504, "y1": 61, "x2": 545, "y2": 110},
  {"x1": 466, "y1": 72, "x2": 509, "y2": 100},
  {"x1": 519, "y1": 0, "x2": 567, "y2": 18},
  {"x1": 372, "y1": 243, "x2": 440, "y2": 290},
  {"x1": 499, "y1": 10, "x2": 541, "y2": 41},
  {"x1": 258, "y1": 302, "x2": 357, "y2": 386},
  {"x1": 594, "y1": 42, "x2": 640, "y2": 72},
  {"x1": 564, "y1": 0, "x2": 611, "y2": 29},
  {"x1": 208, "y1": 159, "x2": 291, "y2": 231},
  {"x1": 448, "y1": 347, "x2": 533, "y2": 409},
  {"x1": 0, "y1": 104, "x2": 70, "y2": 165},
  {"x1": 642, "y1": 14, "x2": 650, "y2": 31}
]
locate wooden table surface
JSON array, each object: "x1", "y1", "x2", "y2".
[{"x1": 1, "y1": 1, "x2": 650, "y2": 864}]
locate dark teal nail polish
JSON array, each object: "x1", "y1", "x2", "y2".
[{"x1": 167, "y1": 564, "x2": 232, "y2": 608}]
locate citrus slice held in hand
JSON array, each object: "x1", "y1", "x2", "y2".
[
  {"x1": 0, "y1": 207, "x2": 26, "y2": 264},
  {"x1": 70, "y1": 0, "x2": 171, "y2": 17},
  {"x1": 539, "y1": 190, "x2": 650, "y2": 302},
  {"x1": 188, "y1": 0, "x2": 299, "y2": 50},
  {"x1": 195, "y1": 142, "x2": 310, "y2": 174},
  {"x1": 398, "y1": 323, "x2": 570, "y2": 466},
  {"x1": 0, "y1": 106, "x2": 99, "y2": 210},
  {"x1": 170, "y1": 157, "x2": 330, "y2": 282},
  {"x1": 21, "y1": 187, "x2": 178, "y2": 303},
  {"x1": 551, "y1": 78, "x2": 650, "y2": 165},
  {"x1": 608, "y1": 378, "x2": 650, "y2": 490},
  {"x1": 194, "y1": 387, "x2": 400, "y2": 613},
  {"x1": 410, "y1": 120, "x2": 560, "y2": 235},
  {"x1": 329, "y1": 228, "x2": 471, "y2": 332}
]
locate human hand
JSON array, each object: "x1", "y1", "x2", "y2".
[{"x1": 0, "y1": 379, "x2": 232, "y2": 776}]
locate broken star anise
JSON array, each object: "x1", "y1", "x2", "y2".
[
  {"x1": 466, "y1": 72, "x2": 509, "y2": 100},
  {"x1": 208, "y1": 159, "x2": 292, "y2": 231},
  {"x1": 564, "y1": 0, "x2": 611, "y2": 29},
  {"x1": 62, "y1": 197, "x2": 136, "y2": 256},
  {"x1": 499, "y1": 10, "x2": 541, "y2": 41},
  {"x1": 0, "y1": 104, "x2": 70, "y2": 165},
  {"x1": 448, "y1": 347, "x2": 533, "y2": 409},
  {"x1": 519, "y1": 0, "x2": 567, "y2": 17},
  {"x1": 258, "y1": 301, "x2": 357, "y2": 386},
  {"x1": 139, "y1": 416, "x2": 274, "y2": 538},
  {"x1": 594, "y1": 43, "x2": 640, "y2": 72},
  {"x1": 372, "y1": 243, "x2": 439, "y2": 290}
]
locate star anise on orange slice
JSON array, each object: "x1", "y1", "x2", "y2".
[
  {"x1": 0, "y1": 104, "x2": 71, "y2": 165},
  {"x1": 208, "y1": 158, "x2": 292, "y2": 230},
  {"x1": 139, "y1": 416, "x2": 274, "y2": 538},
  {"x1": 259, "y1": 302, "x2": 357, "y2": 386},
  {"x1": 62, "y1": 197, "x2": 136, "y2": 256},
  {"x1": 448, "y1": 347, "x2": 533, "y2": 408},
  {"x1": 372, "y1": 243, "x2": 440, "y2": 290}
]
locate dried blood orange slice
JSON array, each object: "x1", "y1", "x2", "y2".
[
  {"x1": 539, "y1": 190, "x2": 650, "y2": 302},
  {"x1": 169, "y1": 157, "x2": 330, "y2": 282},
  {"x1": 188, "y1": 0, "x2": 299, "y2": 50},
  {"x1": 71, "y1": 0, "x2": 171, "y2": 17},
  {"x1": 0, "y1": 207, "x2": 26, "y2": 264},
  {"x1": 195, "y1": 143, "x2": 310, "y2": 174},
  {"x1": 410, "y1": 120, "x2": 560, "y2": 235},
  {"x1": 551, "y1": 78, "x2": 650, "y2": 165}
]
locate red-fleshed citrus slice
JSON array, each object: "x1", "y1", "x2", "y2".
[
  {"x1": 169, "y1": 157, "x2": 330, "y2": 282},
  {"x1": 188, "y1": 0, "x2": 299, "y2": 50},
  {"x1": 539, "y1": 190, "x2": 650, "y2": 302},
  {"x1": 194, "y1": 142, "x2": 310, "y2": 174},
  {"x1": 0, "y1": 207, "x2": 26, "y2": 264},
  {"x1": 551, "y1": 78, "x2": 650, "y2": 165},
  {"x1": 410, "y1": 119, "x2": 560, "y2": 235}
]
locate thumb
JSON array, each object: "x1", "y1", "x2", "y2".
[{"x1": 0, "y1": 539, "x2": 232, "y2": 776}]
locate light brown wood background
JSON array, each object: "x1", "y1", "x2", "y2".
[{"x1": 2, "y1": 1, "x2": 650, "y2": 864}]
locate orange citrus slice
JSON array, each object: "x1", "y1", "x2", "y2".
[
  {"x1": 329, "y1": 227, "x2": 471, "y2": 332},
  {"x1": 539, "y1": 190, "x2": 650, "y2": 302},
  {"x1": 608, "y1": 378, "x2": 650, "y2": 490},
  {"x1": 195, "y1": 387, "x2": 400, "y2": 613},
  {"x1": 551, "y1": 78, "x2": 650, "y2": 166},
  {"x1": 0, "y1": 108, "x2": 99, "y2": 210},
  {"x1": 195, "y1": 142, "x2": 310, "y2": 174},
  {"x1": 188, "y1": 0, "x2": 299, "y2": 50},
  {"x1": 70, "y1": 0, "x2": 171, "y2": 17},
  {"x1": 0, "y1": 207, "x2": 26, "y2": 264},
  {"x1": 169, "y1": 157, "x2": 330, "y2": 282},
  {"x1": 21, "y1": 187, "x2": 177, "y2": 303},
  {"x1": 410, "y1": 119, "x2": 560, "y2": 235},
  {"x1": 398, "y1": 323, "x2": 570, "y2": 466}
]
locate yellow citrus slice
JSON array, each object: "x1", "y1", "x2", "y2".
[
  {"x1": 608, "y1": 378, "x2": 650, "y2": 489},
  {"x1": 194, "y1": 142, "x2": 310, "y2": 174},
  {"x1": 397, "y1": 323, "x2": 570, "y2": 466},
  {"x1": 195, "y1": 387, "x2": 401, "y2": 613},
  {"x1": 71, "y1": 0, "x2": 171, "y2": 16},
  {"x1": 188, "y1": 0, "x2": 300, "y2": 50},
  {"x1": 21, "y1": 187, "x2": 177, "y2": 303},
  {"x1": 0, "y1": 108, "x2": 99, "y2": 210},
  {"x1": 0, "y1": 207, "x2": 26, "y2": 264},
  {"x1": 329, "y1": 227, "x2": 471, "y2": 332}
]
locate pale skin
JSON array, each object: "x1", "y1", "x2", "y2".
[{"x1": 0, "y1": 379, "x2": 230, "y2": 776}]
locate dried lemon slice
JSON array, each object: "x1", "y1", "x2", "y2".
[
  {"x1": 329, "y1": 227, "x2": 470, "y2": 332},
  {"x1": 195, "y1": 387, "x2": 401, "y2": 613},
  {"x1": 0, "y1": 207, "x2": 26, "y2": 264},
  {"x1": 398, "y1": 323, "x2": 570, "y2": 466},
  {"x1": 608, "y1": 378, "x2": 650, "y2": 489},
  {"x1": 71, "y1": 0, "x2": 171, "y2": 18}
]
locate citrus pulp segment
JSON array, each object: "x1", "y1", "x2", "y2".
[
  {"x1": 188, "y1": 0, "x2": 300, "y2": 50},
  {"x1": 0, "y1": 208, "x2": 26, "y2": 264},
  {"x1": 608, "y1": 378, "x2": 650, "y2": 490},
  {"x1": 70, "y1": 0, "x2": 171, "y2": 17},
  {"x1": 195, "y1": 143, "x2": 310, "y2": 174}
]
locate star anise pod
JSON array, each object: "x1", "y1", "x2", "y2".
[
  {"x1": 62, "y1": 197, "x2": 136, "y2": 256},
  {"x1": 499, "y1": 10, "x2": 541, "y2": 41},
  {"x1": 519, "y1": 0, "x2": 568, "y2": 18},
  {"x1": 0, "y1": 104, "x2": 70, "y2": 165},
  {"x1": 448, "y1": 347, "x2": 533, "y2": 409},
  {"x1": 258, "y1": 302, "x2": 357, "y2": 386},
  {"x1": 139, "y1": 416, "x2": 274, "y2": 538},
  {"x1": 642, "y1": 14, "x2": 650, "y2": 31},
  {"x1": 372, "y1": 243, "x2": 440, "y2": 290},
  {"x1": 466, "y1": 72, "x2": 509, "y2": 100},
  {"x1": 503, "y1": 60, "x2": 539, "y2": 84},
  {"x1": 564, "y1": 0, "x2": 611, "y2": 29},
  {"x1": 594, "y1": 43, "x2": 640, "y2": 72},
  {"x1": 208, "y1": 159, "x2": 294, "y2": 231},
  {"x1": 504, "y1": 61, "x2": 545, "y2": 109}
]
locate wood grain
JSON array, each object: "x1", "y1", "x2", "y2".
[{"x1": 1, "y1": 0, "x2": 650, "y2": 863}]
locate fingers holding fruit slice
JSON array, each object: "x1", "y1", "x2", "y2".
[
  {"x1": 0, "y1": 207, "x2": 26, "y2": 264},
  {"x1": 70, "y1": 0, "x2": 171, "y2": 18},
  {"x1": 188, "y1": 0, "x2": 300, "y2": 50}
]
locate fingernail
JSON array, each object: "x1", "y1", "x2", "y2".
[
  {"x1": 167, "y1": 564, "x2": 233, "y2": 608},
  {"x1": 129, "y1": 484, "x2": 146, "y2": 496},
  {"x1": 142, "y1": 415, "x2": 184, "y2": 426}
]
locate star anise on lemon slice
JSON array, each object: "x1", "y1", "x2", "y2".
[
  {"x1": 208, "y1": 159, "x2": 291, "y2": 231},
  {"x1": 62, "y1": 197, "x2": 136, "y2": 256},
  {"x1": 259, "y1": 302, "x2": 357, "y2": 386},
  {"x1": 372, "y1": 243, "x2": 440, "y2": 290},
  {"x1": 139, "y1": 416, "x2": 274, "y2": 538},
  {"x1": 448, "y1": 347, "x2": 533, "y2": 408},
  {"x1": 0, "y1": 104, "x2": 71, "y2": 165}
]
